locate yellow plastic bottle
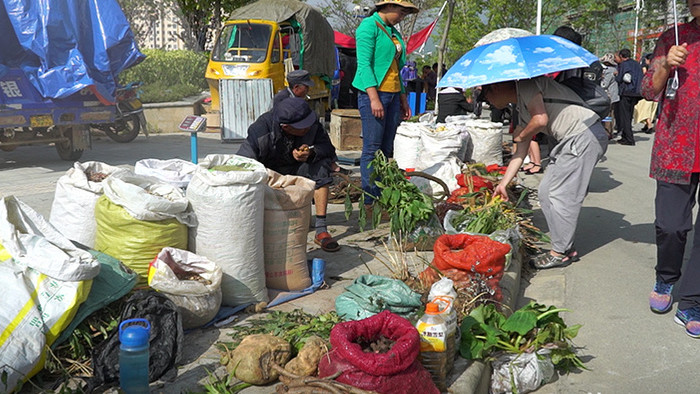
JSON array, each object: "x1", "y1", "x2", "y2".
[{"x1": 416, "y1": 302, "x2": 455, "y2": 391}]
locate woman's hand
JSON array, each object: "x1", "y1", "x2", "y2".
[
  {"x1": 665, "y1": 43, "x2": 689, "y2": 68},
  {"x1": 370, "y1": 97, "x2": 385, "y2": 119},
  {"x1": 400, "y1": 94, "x2": 412, "y2": 120},
  {"x1": 494, "y1": 183, "x2": 509, "y2": 201}
]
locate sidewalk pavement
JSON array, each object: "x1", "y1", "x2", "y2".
[{"x1": 515, "y1": 130, "x2": 700, "y2": 393}]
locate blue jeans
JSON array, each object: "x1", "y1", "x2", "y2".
[{"x1": 358, "y1": 91, "x2": 401, "y2": 204}]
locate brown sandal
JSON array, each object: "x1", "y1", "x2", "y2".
[{"x1": 314, "y1": 231, "x2": 340, "y2": 252}]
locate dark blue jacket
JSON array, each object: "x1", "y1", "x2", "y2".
[
  {"x1": 616, "y1": 58, "x2": 643, "y2": 97},
  {"x1": 236, "y1": 110, "x2": 335, "y2": 172}
]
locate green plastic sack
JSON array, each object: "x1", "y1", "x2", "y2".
[
  {"x1": 52, "y1": 247, "x2": 138, "y2": 347},
  {"x1": 95, "y1": 195, "x2": 187, "y2": 287},
  {"x1": 335, "y1": 275, "x2": 423, "y2": 321}
]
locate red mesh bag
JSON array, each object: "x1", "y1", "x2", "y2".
[
  {"x1": 318, "y1": 310, "x2": 439, "y2": 394},
  {"x1": 432, "y1": 234, "x2": 511, "y2": 299},
  {"x1": 433, "y1": 233, "x2": 509, "y2": 276}
]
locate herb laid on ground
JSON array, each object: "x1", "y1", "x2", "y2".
[
  {"x1": 460, "y1": 301, "x2": 586, "y2": 372},
  {"x1": 219, "y1": 309, "x2": 341, "y2": 356},
  {"x1": 344, "y1": 151, "x2": 435, "y2": 235}
]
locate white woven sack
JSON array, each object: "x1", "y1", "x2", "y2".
[
  {"x1": 418, "y1": 124, "x2": 470, "y2": 169},
  {"x1": 102, "y1": 172, "x2": 195, "y2": 226},
  {"x1": 49, "y1": 161, "x2": 127, "y2": 248},
  {"x1": 0, "y1": 196, "x2": 99, "y2": 392},
  {"x1": 186, "y1": 154, "x2": 268, "y2": 306},
  {"x1": 410, "y1": 156, "x2": 462, "y2": 198},
  {"x1": 393, "y1": 122, "x2": 428, "y2": 170},
  {"x1": 135, "y1": 158, "x2": 198, "y2": 188},
  {"x1": 463, "y1": 119, "x2": 503, "y2": 165}
]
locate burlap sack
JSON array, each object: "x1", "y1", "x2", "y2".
[{"x1": 263, "y1": 170, "x2": 315, "y2": 291}]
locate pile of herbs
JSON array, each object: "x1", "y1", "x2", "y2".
[
  {"x1": 460, "y1": 301, "x2": 585, "y2": 372},
  {"x1": 219, "y1": 309, "x2": 341, "y2": 356},
  {"x1": 345, "y1": 151, "x2": 435, "y2": 235}
]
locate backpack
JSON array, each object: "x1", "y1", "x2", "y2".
[{"x1": 544, "y1": 77, "x2": 611, "y2": 120}]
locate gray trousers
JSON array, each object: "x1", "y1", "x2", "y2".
[{"x1": 539, "y1": 122, "x2": 608, "y2": 253}]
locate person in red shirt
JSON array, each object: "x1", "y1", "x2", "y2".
[{"x1": 643, "y1": 0, "x2": 700, "y2": 338}]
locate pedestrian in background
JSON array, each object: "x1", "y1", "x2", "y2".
[
  {"x1": 633, "y1": 53, "x2": 658, "y2": 134},
  {"x1": 353, "y1": 0, "x2": 417, "y2": 209},
  {"x1": 643, "y1": 0, "x2": 700, "y2": 338},
  {"x1": 599, "y1": 53, "x2": 619, "y2": 139},
  {"x1": 422, "y1": 65, "x2": 437, "y2": 101},
  {"x1": 273, "y1": 69, "x2": 314, "y2": 106},
  {"x1": 614, "y1": 48, "x2": 643, "y2": 146}
]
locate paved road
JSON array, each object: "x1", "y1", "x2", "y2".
[
  {"x1": 3, "y1": 127, "x2": 694, "y2": 393},
  {"x1": 518, "y1": 130, "x2": 700, "y2": 393}
]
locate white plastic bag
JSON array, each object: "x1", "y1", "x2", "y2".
[
  {"x1": 103, "y1": 172, "x2": 195, "y2": 226},
  {"x1": 49, "y1": 161, "x2": 127, "y2": 248},
  {"x1": 410, "y1": 156, "x2": 462, "y2": 198},
  {"x1": 135, "y1": 158, "x2": 198, "y2": 189},
  {"x1": 462, "y1": 119, "x2": 503, "y2": 165},
  {"x1": 418, "y1": 124, "x2": 471, "y2": 169},
  {"x1": 393, "y1": 122, "x2": 429, "y2": 170},
  {"x1": 0, "y1": 196, "x2": 99, "y2": 392},
  {"x1": 490, "y1": 350, "x2": 555, "y2": 394},
  {"x1": 148, "y1": 247, "x2": 223, "y2": 329},
  {"x1": 187, "y1": 154, "x2": 268, "y2": 306}
]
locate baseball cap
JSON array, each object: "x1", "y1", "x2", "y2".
[
  {"x1": 287, "y1": 70, "x2": 315, "y2": 87},
  {"x1": 274, "y1": 97, "x2": 317, "y2": 129}
]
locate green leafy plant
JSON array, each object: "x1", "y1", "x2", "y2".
[
  {"x1": 460, "y1": 302, "x2": 585, "y2": 372},
  {"x1": 345, "y1": 151, "x2": 435, "y2": 235},
  {"x1": 219, "y1": 310, "x2": 340, "y2": 355},
  {"x1": 119, "y1": 49, "x2": 209, "y2": 103}
]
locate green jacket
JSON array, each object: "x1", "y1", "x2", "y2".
[{"x1": 352, "y1": 13, "x2": 406, "y2": 94}]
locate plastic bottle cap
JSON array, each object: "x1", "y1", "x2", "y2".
[
  {"x1": 425, "y1": 302, "x2": 440, "y2": 314},
  {"x1": 119, "y1": 318, "x2": 151, "y2": 348}
]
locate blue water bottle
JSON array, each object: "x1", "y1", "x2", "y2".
[{"x1": 119, "y1": 318, "x2": 151, "y2": 394}]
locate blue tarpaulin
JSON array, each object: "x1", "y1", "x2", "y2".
[{"x1": 0, "y1": 0, "x2": 144, "y2": 104}]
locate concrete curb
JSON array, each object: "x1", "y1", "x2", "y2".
[{"x1": 449, "y1": 245, "x2": 523, "y2": 393}]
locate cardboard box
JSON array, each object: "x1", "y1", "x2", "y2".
[{"x1": 329, "y1": 109, "x2": 362, "y2": 150}]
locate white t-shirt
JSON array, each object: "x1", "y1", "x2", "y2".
[{"x1": 516, "y1": 76, "x2": 598, "y2": 142}]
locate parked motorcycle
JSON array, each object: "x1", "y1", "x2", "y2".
[{"x1": 93, "y1": 82, "x2": 147, "y2": 143}]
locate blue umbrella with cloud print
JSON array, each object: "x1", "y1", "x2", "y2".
[{"x1": 437, "y1": 34, "x2": 599, "y2": 89}]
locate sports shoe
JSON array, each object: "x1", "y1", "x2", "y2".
[
  {"x1": 649, "y1": 280, "x2": 673, "y2": 313},
  {"x1": 674, "y1": 306, "x2": 700, "y2": 338}
]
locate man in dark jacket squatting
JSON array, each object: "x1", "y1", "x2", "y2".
[{"x1": 237, "y1": 97, "x2": 341, "y2": 252}]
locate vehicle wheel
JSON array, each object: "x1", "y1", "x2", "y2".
[
  {"x1": 55, "y1": 127, "x2": 84, "y2": 161},
  {"x1": 104, "y1": 114, "x2": 140, "y2": 143}
]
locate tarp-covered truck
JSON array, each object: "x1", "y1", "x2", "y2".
[
  {"x1": 205, "y1": 0, "x2": 335, "y2": 138},
  {"x1": 0, "y1": 0, "x2": 144, "y2": 160}
]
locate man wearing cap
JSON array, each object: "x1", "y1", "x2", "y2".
[
  {"x1": 237, "y1": 97, "x2": 341, "y2": 252},
  {"x1": 273, "y1": 70, "x2": 314, "y2": 106}
]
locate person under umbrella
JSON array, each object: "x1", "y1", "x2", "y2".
[{"x1": 484, "y1": 76, "x2": 609, "y2": 268}]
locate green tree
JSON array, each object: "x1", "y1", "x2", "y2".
[{"x1": 173, "y1": 0, "x2": 254, "y2": 51}]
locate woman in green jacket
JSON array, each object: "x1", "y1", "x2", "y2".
[{"x1": 353, "y1": 0, "x2": 418, "y2": 207}]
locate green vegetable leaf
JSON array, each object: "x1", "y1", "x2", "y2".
[{"x1": 502, "y1": 309, "x2": 538, "y2": 336}]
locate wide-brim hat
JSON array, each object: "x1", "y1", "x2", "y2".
[{"x1": 375, "y1": 0, "x2": 419, "y2": 13}]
